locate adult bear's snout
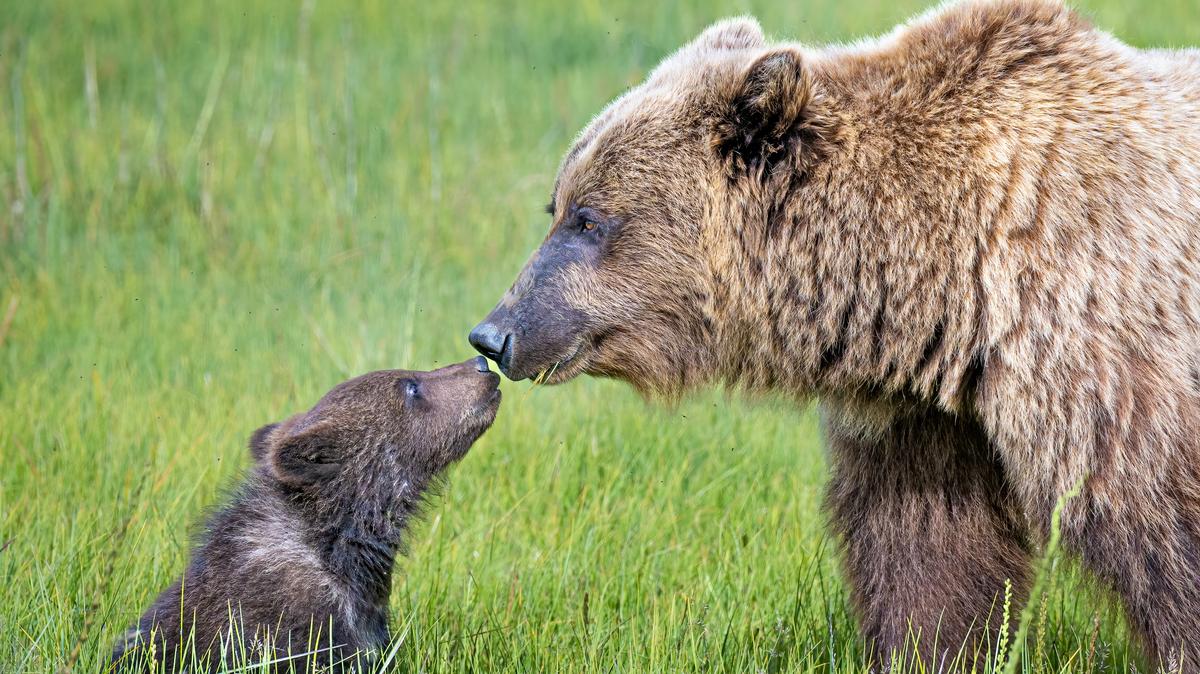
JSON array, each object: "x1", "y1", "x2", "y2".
[{"x1": 468, "y1": 320, "x2": 512, "y2": 373}]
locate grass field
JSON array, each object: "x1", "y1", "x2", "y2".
[{"x1": 2, "y1": 0, "x2": 1198, "y2": 671}]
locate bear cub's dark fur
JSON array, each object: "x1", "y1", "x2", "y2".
[{"x1": 110, "y1": 358, "x2": 501, "y2": 672}]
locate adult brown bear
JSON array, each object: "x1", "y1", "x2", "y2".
[{"x1": 470, "y1": 0, "x2": 1200, "y2": 667}]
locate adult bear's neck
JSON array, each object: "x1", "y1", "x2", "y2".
[
  {"x1": 712, "y1": 56, "x2": 995, "y2": 412},
  {"x1": 708, "y1": 0, "x2": 1103, "y2": 408}
]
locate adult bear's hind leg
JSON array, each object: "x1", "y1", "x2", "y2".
[{"x1": 822, "y1": 403, "x2": 1032, "y2": 666}]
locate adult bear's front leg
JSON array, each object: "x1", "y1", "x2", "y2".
[{"x1": 822, "y1": 401, "x2": 1031, "y2": 666}]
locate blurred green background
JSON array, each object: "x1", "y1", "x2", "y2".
[{"x1": 2, "y1": 0, "x2": 1196, "y2": 671}]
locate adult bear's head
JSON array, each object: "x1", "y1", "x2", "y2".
[{"x1": 471, "y1": 18, "x2": 835, "y2": 396}]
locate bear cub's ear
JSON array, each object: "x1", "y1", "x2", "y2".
[
  {"x1": 716, "y1": 48, "x2": 817, "y2": 175},
  {"x1": 248, "y1": 423, "x2": 280, "y2": 463},
  {"x1": 269, "y1": 422, "x2": 343, "y2": 487}
]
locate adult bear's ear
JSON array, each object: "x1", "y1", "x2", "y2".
[
  {"x1": 248, "y1": 423, "x2": 279, "y2": 463},
  {"x1": 269, "y1": 422, "x2": 343, "y2": 487},
  {"x1": 715, "y1": 48, "x2": 820, "y2": 176},
  {"x1": 652, "y1": 18, "x2": 765, "y2": 83},
  {"x1": 691, "y1": 17, "x2": 765, "y2": 52}
]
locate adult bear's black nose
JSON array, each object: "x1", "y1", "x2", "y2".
[{"x1": 469, "y1": 322, "x2": 511, "y2": 368}]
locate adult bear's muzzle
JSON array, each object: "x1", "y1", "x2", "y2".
[{"x1": 468, "y1": 313, "x2": 515, "y2": 375}]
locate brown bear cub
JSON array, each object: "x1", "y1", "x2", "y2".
[{"x1": 110, "y1": 358, "x2": 501, "y2": 672}]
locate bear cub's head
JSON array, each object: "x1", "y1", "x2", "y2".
[{"x1": 249, "y1": 356, "x2": 501, "y2": 500}]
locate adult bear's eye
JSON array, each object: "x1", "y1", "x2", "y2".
[{"x1": 576, "y1": 207, "x2": 603, "y2": 234}]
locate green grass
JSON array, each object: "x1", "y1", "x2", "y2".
[{"x1": 1, "y1": 0, "x2": 1196, "y2": 671}]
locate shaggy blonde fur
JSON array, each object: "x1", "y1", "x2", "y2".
[{"x1": 476, "y1": 0, "x2": 1200, "y2": 666}]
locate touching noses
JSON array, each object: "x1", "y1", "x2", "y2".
[{"x1": 469, "y1": 321, "x2": 512, "y2": 370}]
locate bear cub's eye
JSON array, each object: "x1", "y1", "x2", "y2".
[{"x1": 397, "y1": 378, "x2": 421, "y2": 401}]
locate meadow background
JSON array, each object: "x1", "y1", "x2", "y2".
[{"x1": 2, "y1": 0, "x2": 1197, "y2": 671}]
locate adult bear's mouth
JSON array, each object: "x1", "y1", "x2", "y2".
[
  {"x1": 469, "y1": 304, "x2": 596, "y2": 383},
  {"x1": 468, "y1": 327, "x2": 592, "y2": 384},
  {"x1": 530, "y1": 339, "x2": 592, "y2": 385},
  {"x1": 531, "y1": 327, "x2": 627, "y2": 385}
]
